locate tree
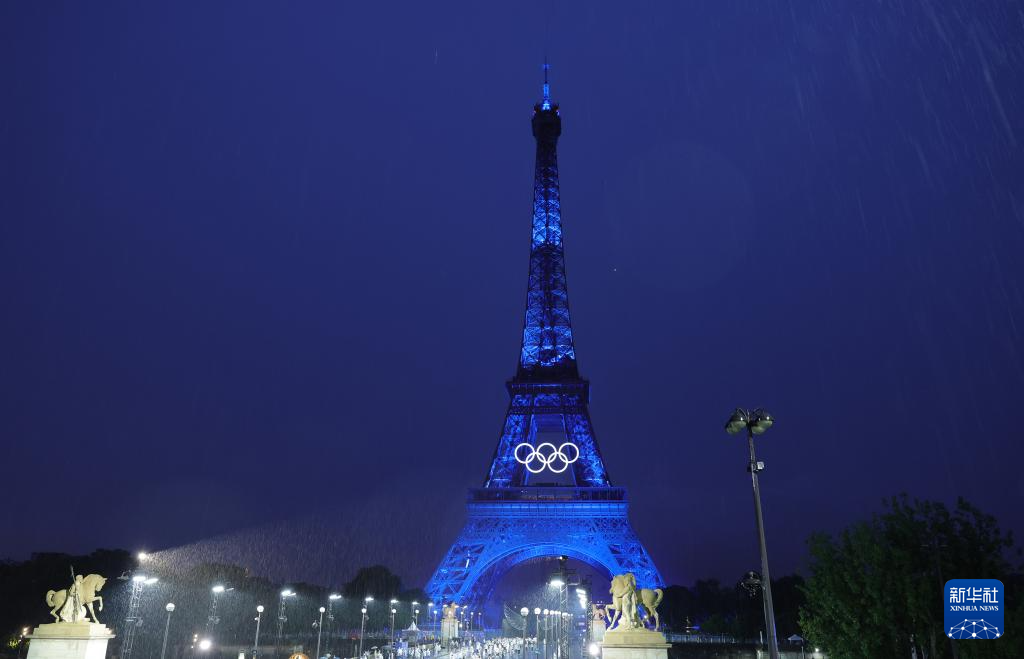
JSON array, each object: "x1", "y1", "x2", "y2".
[
  {"x1": 343, "y1": 565, "x2": 402, "y2": 600},
  {"x1": 800, "y1": 495, "x2": 1021, "y2": 659}
]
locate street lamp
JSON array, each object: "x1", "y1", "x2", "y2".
[
  {"x1": 316, "y1": 606, "x2": 325, "y2": 659},
  {"x1": 726, "y1": 407, "x2": 779, "y2": 659},
  {"x1": 389, "y1": 605, "x2": 398, "y2": 659},
  {"x1": 359, "y1": 607, "x2": 369, "y2": 657},
  {"x1": 520, "y1": 608, "x2": 529, "y2": 659},
  {"x1": 278, "y1": 589, "x2": 296, "y2": 647},
  {"x1": 159, "y1": 603, "x2": 175, "y2": 659},
  {"x1": 122, "y1": 573, "x2": 158, "y2": 659},
  {"x1": 208, "y1": 584, "x2": 229, "y2": 635},
  {"x1": 326, "y1": 595, "x2": 341, "y2": 658},
  {"x1": 430, "y1": 603, "x2": 438, "y2": 631},
  {"x1": 254, "y1": 605, "x2": 264, "y2": 659},
  {"x1": 412, "y1": 601, "x2": 419, "y2": 627}
]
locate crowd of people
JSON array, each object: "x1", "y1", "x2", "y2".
[{"x1": 351, "y1": 637, "x2": 527, "y2": 659}]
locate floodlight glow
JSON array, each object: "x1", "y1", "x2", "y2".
[
  {"x1": 137, "y1": 552, "x2": 150, "y2": 562},
  {"x1": 212, "y1": 585, "x2": 225, "y2": 593},
  {"x1": 281, "y1": 589, "x2": 294, "y2": 597},
  {"x1": 361, "y1": 608, "x2": 367, "y2": 614},
  {"x1": 256, "y1": 605, "x2": 264, "y2": 613},
  {"x1": 319, "y1": 607, "x2": 326, "y2": 613},
  {"x1": 534, "y1": 608, "x2": 541, "y2": 615},
  {"x1": 391, "y1": 599, "x2": 399, "y2": 604},
  {"x1": 198, "y1": 639, "x2": 212, "y2": 651},
  {"x1": 132, "y1": 575, "x2": 146, "y2": 582},
  {"x1": 588, "y1": 643, "x2": 599, "y2": 656},
  {"x1": 549, "y1": 579, "x2": 564, "y2": 588},
  {"x1": 520, "y1": 607, "x2": 529, "y2": 616},
  {"x1": 145, "y1": 577, "x2": 159, "y2": 585},
  {"x1": 365, "y1": 596, "x2": 374, "y2": 602},
  {"x1": 166, "y1": 603, "x2": 175, "y2": 612}
]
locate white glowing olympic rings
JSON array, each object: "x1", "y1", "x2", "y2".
[{"x1": 514, "y1": 442, "x2": 580, "y2": 474}]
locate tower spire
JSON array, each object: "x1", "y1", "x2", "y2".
[
  {"x1": 542, "y1": 59, "x2": 551, "y2": 110},
  {"x1": 520, "y1": 61, "x2": 575, "y2": 381}
]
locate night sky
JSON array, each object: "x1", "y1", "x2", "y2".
[{"x1": 2, "y1": 1, "x2": 1023, "y2": 590}]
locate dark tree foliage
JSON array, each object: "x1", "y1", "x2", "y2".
[
  {"x1": 342, "y1": 565, "x2": 403, "y2": 601},
  {"x1": 657, "y1": 576, "x2": 805, "y2": 640},
  {"x1": 800, "y1": 495, "x2": 1022, "y2": 659}
]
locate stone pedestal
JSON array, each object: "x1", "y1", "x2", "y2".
[
  {"x1": 440, "y1": 618, "x2": 459, "y2": 642},
  {"x1": 590, "y1": 619, "x2": 606, "y2": 642},
  {"x1": 27, "y1": 623, "x2": 115, "y2": 659},
  {"x1": 600, "y1": 628, "x2": 669, "y2": 659}
]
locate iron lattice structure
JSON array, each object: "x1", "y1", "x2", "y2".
[{"x1": 426, "y1": 80, "x2": 664, "y2": 608}]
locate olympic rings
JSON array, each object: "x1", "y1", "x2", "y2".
[{"x1": 514, "y1": 442, "x2": 580, "y2": 474}]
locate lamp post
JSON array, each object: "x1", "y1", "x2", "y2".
[
  {"x1": 160, "y1": 603, "x2": 175, "y2": 659},
  {"x1": 519, "y1": 608, "x2": 529, "y2": 659},
  {"x1": 208, "y1": 584, "x2": 229, "y2": 638},
  {"x1": 390, "y1": 606, "x2": 397, "y2": 659},
  {"x1": 533, "y1": 608, "x2": 541, "y2": 655},
  {"x1": 254, "y1": 605, "x2": 264, "y2": 659},
  {"x1": 725, "y1": 407, "x2": 779, "y2": 659},
  {"x1": 278, "y1": 589, "x2": 296, "y2": 648},
  {"x1": 122, "y1": 573, "x2": 158, "y2": 659},
  {"x1": 542, "y1": 610, "x2": 549, "y2": 659},
  {"x1": 327, "y1": 594, "x2": 341, "y2": 658},
  {"x1": 359, "y1": 596, "x2": 373, "y2": 657},
  {"x1": 316, "y1": 607, "x2": 325, "y2": 659}
]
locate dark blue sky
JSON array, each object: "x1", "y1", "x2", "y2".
[{"x1": 2, "y1": 1, "x2": 1022, "y2": 589}]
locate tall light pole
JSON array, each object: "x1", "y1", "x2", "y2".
[
  {"x1": 726, "y1": 407, "x2": 779, "y2": 659},
  {"x1": 160, "y1": 603, "x2": 175, "y2": 659},
  {"x1": 542, "y1": 610, "x2": 549, "y2": 659},
  {"x1": 208, "y1": 585, "x2": 229, "y2": 638},
  {"x1": 316, "y1": 607, "x2": 326, "y2": 659},
  {"x1": 519, "y1": 608, "x2": 529, "y2": 659},
  {"x1": 389, "y1": 606, "x2": 397, "y2": 659},
  {"x1": 390, "y1": 599, "x2": 399, "y2": 655},
  {"x1": 122, "y1": 574, "x2": 158, "y2": 659},
  {"x1": 327, "y1": 594, "x2": 341, "y2": 657},
  {"x1": 278, "y1": 589, "x2": 296, "y2": 648},
  {"x1": 412, "y1": 601, "x2": 419, "y2": 628},
  {"x1": 254, "y1": 605, "x2": 264, "y2": 659},
  {"x1": 360, "y1": 596, "x2": 373, "y2": 657},
  {"x1": 533, "y1": 608, "x2": 541, "y2": 656}
]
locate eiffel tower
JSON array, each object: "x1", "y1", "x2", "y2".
[{"x1": 425, "y1": 69, "x2": 664, "y2": 607}]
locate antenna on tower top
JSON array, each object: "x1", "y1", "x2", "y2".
[{"x1": 541, "y1": 59, "x2": 552, "y2": 110}]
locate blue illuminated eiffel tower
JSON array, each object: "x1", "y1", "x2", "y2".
[{"x1": 425, "y1": 70, "x2": 664, "y2": 606}]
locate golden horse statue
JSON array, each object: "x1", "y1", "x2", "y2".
[{"x1": 46, "y1": 574, "x2": 107, "y2": 623}]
